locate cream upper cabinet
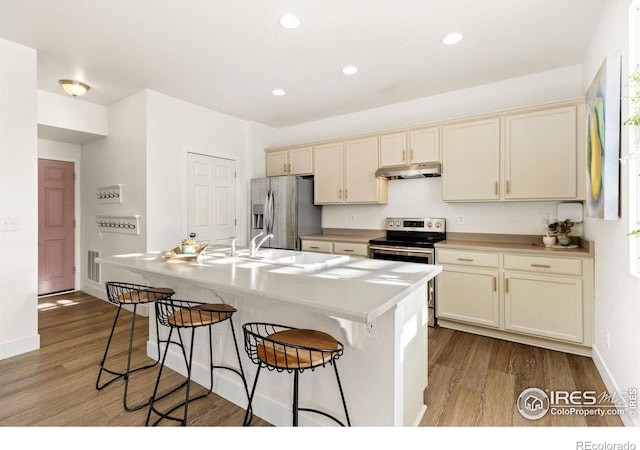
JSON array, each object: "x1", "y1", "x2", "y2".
[
  {"x1": 313, "y1": 142, "x2": 344, "y2": 204},
  {"x1": 266, "y1": 150, "x2": 288, "y2": 176},
  {"x1": 379, "y1": 127, "x2": 439, "y2": 167},
  {"x1": 344, "y1": 137, "x2": 387, "y2": 204},
  {"x1": 442, "y1": 118, "x2": 501, "y2": 201},
  {"x1": 266, "y1": 146, "x2": 313, "y2": 177},
  {"x1": 314, "y1": 138, "x2": 388, "y2": 205},
  {"x1": 503, "y1": 106, "x2": 577, "y2": 199}
]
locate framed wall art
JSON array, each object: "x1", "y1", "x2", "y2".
[{"x1": 586, "y1": 53, "x2": 622, "y2": 219}]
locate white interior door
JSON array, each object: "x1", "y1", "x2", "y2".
[{"x1": 187, "y1": 153, "x2": 236, "y2": 244}]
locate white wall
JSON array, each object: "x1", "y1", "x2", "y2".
[
  {"x1": 581, "y1": 0, "x2": 640, "y2": 427},
  {"x1": 81, "y1": 91, "x2": 148, "y2": 298},
  {"x1": 145, "y1": 90, "x2": 273, "y2": 249},
  {"x1": 38, "y1": 90, "x2": 108, "y2": 136},
  {"x1": 0, "y1": 38, "x2": 39, "y2": 359},
  {"x1": 272, "y1": 66, "x2": 585, "y2": 235}
]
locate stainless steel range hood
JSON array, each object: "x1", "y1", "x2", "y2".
[{"x1": 375, "y1": 162, "x2": 441, "y2": 179}]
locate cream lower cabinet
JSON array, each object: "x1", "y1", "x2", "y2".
[
  {"x1": 301, "y1": 239, "x2": 368, "y2": 257},
  {"x1": 436, "y1": 248, "x2": 593, "y2": 355},
  {"x1": 504, "y1": 271, "x2": 583, "y2": 343},
  {"x1": 437, "y1": 266, "x2": 500, "y2": 328}
]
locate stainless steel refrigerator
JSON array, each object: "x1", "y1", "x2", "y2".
[{"x1": 250, "y1": 176, "x2": 322, "y2": 250}]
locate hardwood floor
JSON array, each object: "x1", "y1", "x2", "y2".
[
  {"x1": 422, "y1": 326, "x2": 623, "y2": 426},
  {"x1": 0, "y1": 291, "x2": 623, "y2": 427}
]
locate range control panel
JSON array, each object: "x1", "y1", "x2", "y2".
[{"x1": 385, "y1": 217, "x2": 446, "y2": 232}]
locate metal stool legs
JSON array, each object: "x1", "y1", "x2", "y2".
[
  {"x1": 146, "y1": 315, "x2": 251, "y2": 426},
  {"x1": 95, "y1": 302, "x2": 161, "y2": 412},
  {"x1": 243, "y1": 359, "x2": 351, "y2": 427}
]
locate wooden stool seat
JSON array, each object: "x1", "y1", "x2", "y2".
[
  {"x1": 116, "y1": 287, "x2": 175, "y2": 304},
  {"x1": 256, "y1": 329, "x2": 340, "y2": 369},
  {"x1": 168, "y1": 303, "x2": 236, "y2": 327}
]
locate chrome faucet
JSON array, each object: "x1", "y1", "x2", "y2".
[{"x1": 250, "y1": 232, "x2": 273, "y2": 257}]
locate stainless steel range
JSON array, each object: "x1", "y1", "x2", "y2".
[{"x1": 369, "y1": 217, "x2": 446, "y2": 327}]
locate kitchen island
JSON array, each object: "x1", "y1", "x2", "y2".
[{"x1": 97, "y1": 246, "x2": 441, "y2": 426}]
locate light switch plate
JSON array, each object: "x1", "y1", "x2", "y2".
[{"x1": 0, "y1": 217, "x2": 20, "y2": 231}]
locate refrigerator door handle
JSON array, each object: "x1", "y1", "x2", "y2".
[
  {"x1": 267, "y1": 188, "x2": 275, "y2": 235},
  {"x1": 263, "y1": 190, "x2": 271, "y2": 234}
]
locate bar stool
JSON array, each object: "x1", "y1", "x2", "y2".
[
  {"x1": 242, "y1": 322, "x2": 351, "y2": 427},
  {"x1": 146, "y1": 298, "x2": 251, "y2": 426},
  {"x1": 96, "y1": 281, "x2": 175, "y2": 411}
]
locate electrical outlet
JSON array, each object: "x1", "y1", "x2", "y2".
[
  {"x1": 605, "y1": 329, "x2": 610, "y2": 350},
  {"x1": 457, "y1": 215, "x2": 465, "y2": 225},
  {"x1": 350, "y1": 213, "x2": 357, "y2": 223}
]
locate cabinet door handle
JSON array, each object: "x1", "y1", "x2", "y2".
[
  {"x1": 505, "y1": 278, "x2": 509, "y2": 294},
  {"x1": 495, "y1": 181, "x2": 499, "y2": 195},
  {"x1": 493, "y1": 276, "x2": 497, "y2": 292},
  {"x1": 345, "y1": 189, "x2": 348, "y2": 200},
  {"x1": 284, "y1": 163, "x2": 288, "y2": 173},
  {"x1": 531, "y1": 264, "x2": 552, "y2": 268},
  {"x1": 410, "y1": 149, "x2": 414, "y2": 161},
  {"x1": 506, "y1": 180, "x2": 511, "y2": 194},
  {"x1": 310, "y1": 246, "x2": 320, "y2": 249},
  {"x1": 402, "y1": 150, "x2": 406, "y2": 162},
  {"x1": 343, "y1": 249, "x2": 354, "y2": 252},
  {"x1": 338, "y1": 189, "x2": 342, "y2": 199},
  {"x1": 288, "y1": 163, "x2": 292, "y2": 173},
  {"x1": 457, "y1": 258, "x2": 474, "y2": 262}
]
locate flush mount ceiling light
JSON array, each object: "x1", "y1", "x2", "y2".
[
  {"x1": 59, "y1": 79, "x2": 90, "y2": 97},
  {"x1": 272, "y1": 88, "x2": 286, "y2": 96},
  {"x1": 342, "y1": 65, "x2": 358, "y2": 75},
  {"x1": 279, "y1": 14, "x2": 301, "y2": 29},
  {"x1": 442, "y1": 32, "x2": 463, "y2": 45}
]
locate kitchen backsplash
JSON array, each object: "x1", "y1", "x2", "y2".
[{"x1": 321, "y1": 177, "x2": 584, "y2": 236}]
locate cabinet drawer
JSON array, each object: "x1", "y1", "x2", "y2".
[
  {"x1": 436, "y1": 249, "x2": 499, "y2": 268},
  {"x1": 301, "y1": 240, "x2": 333, "y2": 253},
  {"x1": 503, "y1": 254, "x2": 582, "y2": 276},
  {"x1": 333, "y1": 242, "x2": 368, "y2": 256}
]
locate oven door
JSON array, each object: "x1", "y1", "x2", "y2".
[{"x1": 369, "y1": 245, "x2": 436, "y2": 327}]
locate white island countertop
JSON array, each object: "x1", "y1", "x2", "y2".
[{"x1": 98, "y1": 245, "x2": 442, "y2": 325}]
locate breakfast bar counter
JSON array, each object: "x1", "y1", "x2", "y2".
[{"x1": 98, "y1": 246, "x2": 441, "y2": 426}]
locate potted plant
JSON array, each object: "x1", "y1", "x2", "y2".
[
  {"x1": 181, "y1": 238, "x2": 197, "y2": 254},
  {"x1": 547, "y1": 219, "x2": 574, "y2": 246}
]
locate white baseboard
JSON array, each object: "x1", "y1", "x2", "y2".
[
  {"x1": 592, "y1": 344, "x2": 640, "y2": 427},
  {"x1": 0, "y1": 333, "x2": 40, "y2": 360}
]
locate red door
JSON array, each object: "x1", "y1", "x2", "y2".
[{"x1": 38, "y1": 159, "x2": 75, "y2": 295}]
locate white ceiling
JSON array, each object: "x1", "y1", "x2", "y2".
[{"x1": 0, "y1": 0, "x2": 605, "y2": 128}]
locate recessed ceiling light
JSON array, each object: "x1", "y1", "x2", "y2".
[
  {"x1": 279, "y1": 14, "x2": 301, "y2": 29},
  {"x1": 442, "y1": 32, "x2": 463, "y2": 45},
  {"x1": 272, "y1": 88, "x2": 286, "y2": 96},
  {"x1": 342, "y1": 65, "x2": 358, "y2": 75}
]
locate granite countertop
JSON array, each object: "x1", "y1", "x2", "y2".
[
  {"x1": 300, "y1": 228, "x2": 385, "y2": 244},
  {"x1": 435, "y1": 232, "x2": 594, "y2": 258}
]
